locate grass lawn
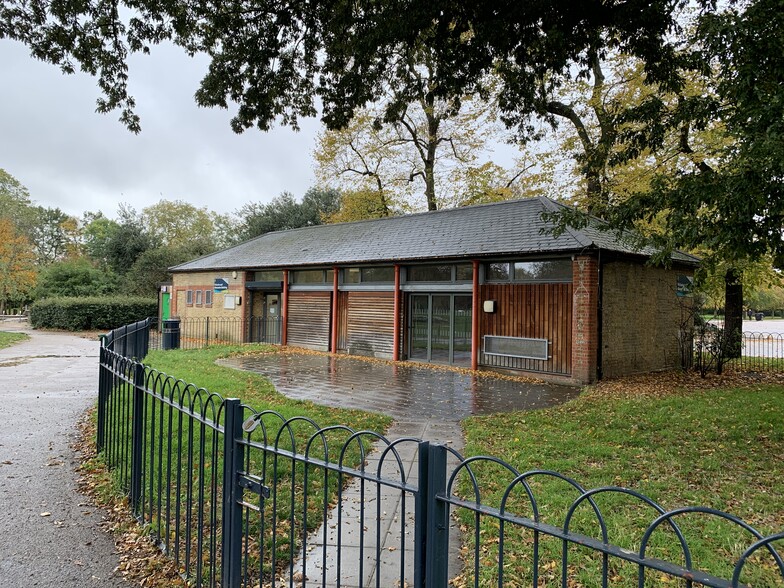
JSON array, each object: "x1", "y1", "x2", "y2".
[
  {"x1": 460, "y1": 380, "x2": 784, "y2": 586},
  {"x1": 0, "y1": 330, "x2": 28, "y2": 349},
  {"x1": 117, "y1": 345, "x2": 393, "y2": 584},
  {"x1": 144, "y1": 345, "x2": 391, "y2": 431}
]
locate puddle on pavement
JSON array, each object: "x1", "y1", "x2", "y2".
[{"x1": 219, "y1": 353, "x2": 580, "y2": 422}]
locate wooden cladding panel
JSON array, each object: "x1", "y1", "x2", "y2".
[
  {"x1": 345, "y1": 292, "x2": 395, "y2": 358},
  {"x1": 480, "y1": 283, "x2": 572, "y2": 375},
  {"x1": 287, "y1": 291, "x2": 331, "y2": 349}
]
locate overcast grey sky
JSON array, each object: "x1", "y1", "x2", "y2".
[{"x1": 0, "y1": 40, "x2": 321, "y2": 219}]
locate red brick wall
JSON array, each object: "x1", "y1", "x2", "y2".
[{"x1": 571, "y1": 255, "x2": 599, "y2": 384}]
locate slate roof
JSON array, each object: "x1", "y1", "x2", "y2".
[{"x1": 171, "y1": 197, "x2": 699, "y2": 272}]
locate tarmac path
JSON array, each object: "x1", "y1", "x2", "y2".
[{"x1": 0, "y1": 319, "x2": 126, "y2": 587}]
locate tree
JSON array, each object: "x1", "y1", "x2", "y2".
[
  {"x1": 0, "y1": 219, "x2": 37, "y2": 313},
  {"x1": 236, "y1": 188, "x2": 340, "y2": 241},
  {"x1": 315, "y1": 55, "x2": 499, "y2": 212},
  {"x1": 0, "y1": 1, "x2": 684, "y2": 134},
  {"x1": 33, "y1": 257, "x2": 120, "y2": 299},
  {"x1": 0, "y1": 169, "x2": 35, "y2": 231},
  {"x1": 27, "y1": 207, "x2": 82, "y2": 265},
  {"x1": 102, "y1": 210, "x2": 154, "y2": 275},
  {"x1": 140, "y1": 199, "x2": 220, "y2": 252},
  {"x1": 124, "y1": 246, "x2": 200, "y2": 297},
  {"x1": 82, "y1": 213, "x2": 121, "y2": 267}
]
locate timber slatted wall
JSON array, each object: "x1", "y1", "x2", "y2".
[
  {"x1": 480, "y1": 283, "x2": 572, "y2": 375},
  {"x1": 287, "y1": 291, "x2": 331, "y2": 350},
  {"x1": 345, "y1": 292, "x2": 395, "y2": 358}
]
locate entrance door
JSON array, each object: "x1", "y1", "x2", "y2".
[
  {"x1": 161, "y1": 292, "x2": 171, "y2": 320},
  {"x1": 408, "y1": 294, "x2": 472, "y2": 365},
  {"x1": 263, "y1": 293, "x2": 281, "y2": 343},
  {"x1": 250, "y1": 291, "x2": 281, "y2": 343}
]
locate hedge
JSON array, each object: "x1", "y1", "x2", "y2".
[{"x1": 29, "y1": 297, "x2": 157, "y2": 331}]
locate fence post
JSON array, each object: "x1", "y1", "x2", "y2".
[
  {"x1": 97, "y1": 344, "x2": 107, "y2": 453},
  {"x1": 221, "y1": 398, "x2": 244, "y2": 588},
  {"x1": 423, "y1": 443, "x2": 449, "y2": 588},
  {"x1": 129, "y1": 361, "x2": 146, "y2": 517},
  {"x1": 205, "y1": 317, "x2": 210, "y2": 348}
]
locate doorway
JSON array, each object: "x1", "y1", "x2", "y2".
[
  {"x1": 250, "y1": 292, "x2": 281, "y2": 344},
  {"x1": 409, "y1": 294, "x2": 472, "y2": 365}
]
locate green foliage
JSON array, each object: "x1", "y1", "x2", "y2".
[
  {"x1": 124, "y1": 246, "x2": 204, "y2": 297},
  {"x1": 0, "y1": 168, "x2": 36, "y2": 231},
  {"x1": 27, "y1": 206, "x2": 81, "y2": 265},
  {"x1": 29, "y1": 296, "x2": 157, "y2": 330},
  {"x1": 236, "y1": 188, "x2": 340, "y2": 241},
  {"x1": 33, "y1": 257, "x2": 120, "y2": 299},
  {"x1": 0, "y1": 1, "x2": 683, "y2": 133},
  {"x1": 140, "y1": 199, "x2": 224, "y2": 251}
]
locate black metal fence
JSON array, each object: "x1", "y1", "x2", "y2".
[
  {"x1": 98, "y1": 323, "x2": 784, "y2": 587},
  {"x1": 694, "y1": 330, "x2": 784, "y2": 372}
]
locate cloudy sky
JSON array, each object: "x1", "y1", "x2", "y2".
[{"x1": 0, "y1": 40, "x2": 321, "y2": 219}]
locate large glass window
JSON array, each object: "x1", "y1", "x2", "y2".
[
  {"x1": 407, "y1": 264, "x2": 453, "y2": 282},
  {"x1": 344, "y1": 266, "x2": 395, "y2": 284},
  {"x1": 291, "y1": 269, "x2": 334, "y2": 284},
  {"x1": 254, "y1": 270, "x2": 283, "y2": 282},
  {"x1": 513, "y1": 260, "x2": 572, "y2": 281},
  {"x1": 486, "y1": 259, "x2": 572, "y2": 283}
]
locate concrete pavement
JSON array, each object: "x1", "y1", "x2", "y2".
[{"x1": 0, "y1": 319, "x2": 125, "y2": 587}]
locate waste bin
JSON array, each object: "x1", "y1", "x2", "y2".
[
  {"x1": 162, "y1": 318, "x2": 181, "y2": 350},
  {"x1": 755, "y1": 312, "x2": 764, "y2": 321}
]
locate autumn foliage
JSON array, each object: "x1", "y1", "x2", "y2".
[{"x1": 0, "y1": 218, "x2": 37, "y2": 313}]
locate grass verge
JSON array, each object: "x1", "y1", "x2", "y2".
[
  {"x1": 0, "y1": 330, "x2": 28, "y2": 349},
  {"x1": 459, "y1": 378, "x2": 784, "y2": 586},
  {"x1": 101, "y1": 344, "x2": 393, "y2": 584}
]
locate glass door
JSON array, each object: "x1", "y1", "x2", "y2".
[
  {"x1": 408, "y1": 294, "x2": 472, "y2": 364},
  {"x1": 410, "y1": 294, "x2": 430, "y2": 361}
]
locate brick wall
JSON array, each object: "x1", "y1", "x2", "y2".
[
  {"x1": 571, "y1": 255, "x2": 599, "y2": 384},
  {"x1": 171, "y1": 271, "x2": 247, "y2": 321},
  {"x1": 601, "y1": 262, "x2": 693, "y2": 378}
]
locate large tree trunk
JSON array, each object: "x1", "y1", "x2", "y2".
[{"x1": 724, "y1": 267, "x2": 743, "y2": 359}]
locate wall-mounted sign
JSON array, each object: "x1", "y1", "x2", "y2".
[
  {"x1": 676, "y1": 275, "x2": 694, "y2": 297},
  {"x1": 214, "y1": 278, "x2": 229, "y2": 293}
]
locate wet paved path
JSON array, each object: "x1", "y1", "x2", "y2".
[
  {"x1": 219, "y1": 352, "x2": 579, "y2": 423},
  {"x1": 220, "y1": 351, "x2": 580, "y2": 588},
  {"x1": 0, "y1": 319, "x2": 125, "y2": 587}
]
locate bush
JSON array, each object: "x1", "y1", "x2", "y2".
[{"x1": 29, "y1": 297, "x2": 157, "y2": 331}]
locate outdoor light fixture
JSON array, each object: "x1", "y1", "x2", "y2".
[
  {"x1": 232, "y1": 271, "x2": 238, "y2": 279},
  {"x1": 483, "y1": 300, "x2": 497, "y2": 313}
]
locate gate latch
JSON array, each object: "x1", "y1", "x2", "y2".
[{"x1": 237, "y1": 474, "x2": 270, "y2": 511}]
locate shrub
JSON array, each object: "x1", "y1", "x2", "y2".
[{"x1": 29, "y1": 297, "x2": 157, "y2": 331}]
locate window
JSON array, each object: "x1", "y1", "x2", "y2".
[
  {"x1": 455, "y1": 264, "x2": 473, "y2": 282},
  {"x1": 195, "y1": 290, "x2": 203, "y2": 305},
  {"x1": 344, "y1": 266, "x2": 395, "y2": 284},
  {"x1": 407, "y1": 264, "x2": 453, "y2": 282},
  {"x1": 254, "y1": 270, "x2": 283, "y2": 282},
  {"x1": 186, "y1": 289, "x2": 193, "y2": 305},
  {"x1": 205, "y1": 290, "x2": 213, "y2": 306},
  {"x1": 514, "y1": 260, "x2": 572, "y2": 281},
  {"x1": 291, "y1": 269, "x2": 334, "y2": 284},
  {"x1": 487, "y1": 263, "x2": 510, "y2": 281},
  {"x1": 486, "y1": 260, "x2": 572, "y2": 283}
]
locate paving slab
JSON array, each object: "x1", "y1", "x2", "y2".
[{"x1": 0, "y1": 319, "x2": 126, "y2": 587}]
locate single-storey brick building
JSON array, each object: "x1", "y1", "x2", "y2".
[{"x1": 168, "y1": 197, "x2": 697, "y2": 385}]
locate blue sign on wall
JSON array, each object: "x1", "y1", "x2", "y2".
[{"x1": 214, "y1": 278, "x2": 229, "y2": 293}]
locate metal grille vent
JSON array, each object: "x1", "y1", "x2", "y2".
[{"x1": 483, "y1": 336, "x2": 549, "y2": 360}]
